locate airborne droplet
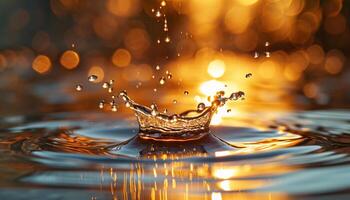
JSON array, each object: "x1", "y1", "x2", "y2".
[
  {"x1": 159, "y1": 77, "x2": 166, "y2": 85},
  {"x1": 172, "y1": 99, "x2": 177, "y2": 104},
  {"x1": 75, "y1": 84, "x2": 83, "y2": 91},
  {"x1": 184, "y1": 91, "x2": 189, "y2": 95},
  {"x1": 161, "y1": 1, "x2": 166, "y2": 6},
  {"x1": 99, "y1": 101, "x2": 105, "y2": 109},
  {"x1": 111, "y1": 105, "x2": 117, "y2": 112},
  {"x1": 254, "y1": 52, "x2": 259, "y2": 58},
  {"x1": 164, "y1": 36, "x2": 170, "y2": 43},
  {"x1": 88, "y1": 75, "x2": 98, "y2": 82},
  {"x1": 102, "y1": 82, "x2": 109, "y2": 89},
  {"x1": 245, "y1": 73, "x2": 252, "y2": 78},
  {"x1": 156, "y1": 65, "x2": 160, "y2": 70}
]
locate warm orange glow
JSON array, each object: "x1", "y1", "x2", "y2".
[
  {"x1": 199, "y1": 80, "x2": 226, "y2": 96},
  {"x1": 106, "y1": 0, "x2": 139, "y2": 17},
  {"x1": 211, "y1": 192, "x2": 222, "y2": 200},
  {"x1": 88, "y1": 66, "x2": 104, "y2": 83},
  {"x1": 213, "y1": 167, "x2": 238, "y2": 179},
  {"x1": 207, "y1": 59, "x2": 226, "y2": 78},
  {"x1": 237, "y1": 0, "x2": 258, "y2": 6},
  {"x1": 60, "y1": 50, "x2": 80, "y2": 69},
  {"x1": 112, "y1": 48, "x2": 131, "y2": 67},
  {"x1": 303, "y1": 83, "x2": 318, "y2": 98},
  {"x1": 0, "y1": 54, "x2": 7, "y2": 70},
  {"x1": 32, "y1": 55, "x2": 51, "y2": 74}
]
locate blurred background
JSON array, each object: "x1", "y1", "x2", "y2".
[{"x1": 0, "y1": 0, "x2": 349, "y2": 121}]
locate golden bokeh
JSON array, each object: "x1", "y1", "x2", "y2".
[
  {"x1": 111, "y1": 48, "x2": 131, "y2": 67},
  {"x1": 32, "y1": 55, "x2": 51, "y2": 74},
  {"x1": 60, "y1": 50, "x2": 80, "y2": 69},
  {"x1": 207, "y1": 59, "x2": 226, "y2": 78}
]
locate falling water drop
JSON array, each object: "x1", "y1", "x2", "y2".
[
  {"x1": 265, "y1": 52, "x2": 271, "y2": 58},
  {"x1": 227, "y1": 109, "x2": 231, "y2": 113},
  {"x1": 163, "y1": 109, "x2": 168, "y2": 114},
  {"x1": 172, "y1": 100, "x2": 177, "y2": 104},
  {"x1": 265, "y1": 41, "x2": 270, "y2": 47},
  {"x1": 75, "y1": 84, "x2": 83, "y2": 91},
  {"x1": 108, "y1": 87, "x2": 113, "y2": 93},
  {"x1": 153, "y1": 88, "x2": 157, "y2": 92},
  {"x1": 102, "y1": 82, "x2": 109, "y2": 89},
  {"x1": 109, "y1": 80, "x2": 115, "y2": 85},
  {"x1": 111, "y1": 105, "x2": 117, "y2": 112},
  {"x1": 156, "y1": 11, "x2": 162, "y2": 17},
  {"x1": 99, "y1": 100, "x2": 105, "y2": 109},
  {"x1": 156, "y1": 65, "x2": 160, "y2": 70},
  {"x1": 165, "y1": 36, "x2": 170, "y2": 43},
  {"x1": 184, "y1": 91, "x2": 189, "y2": 95},
  {"x1": 88, "y1": 75, "x2": 98, "y2": 82},
  {"x1": 161, "y1": 1, "x2": 166, "y2": 6},
  {"x1": 254, "y1": 52, "x2": 259, "y2": 58},
  {"x1": 159, "y1": 77, "x2": 166, "y2": 85},
  {"x1": 157, "y1": 39, "x2": 161, "y2": 44}
]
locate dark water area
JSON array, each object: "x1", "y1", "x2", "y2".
[{"x1": 1, "y1": 110, "x2": 350, "y2": 199}]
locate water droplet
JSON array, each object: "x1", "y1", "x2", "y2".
[
  {"x1": 265, "y1": 41, "x2": 270, "y2": 47},
  {"x1": 254, "y1": 52, "x2": 259, "y2": 58},
  {"x1": 99, "y1": 101, "x2": 104, "y2": 109},
  {"x1": 245, "y1": 73, "x2": 252, "y2": 78},
  {"x1": 75, "y1": 84, "x2": 83, "y2": 91},
  {"x1": 111, "y1": 95, "x2": 116, "y2": 99},
  {"x1": 265, "y1": 52, "x2": 270, "y2": 58},
  {"x1": 161, "y1": 1, "x2": 166, "y2": 6},
  {"x1": 109, "y1": 80, "x2": 115, "y2": 85},
  {"x1": 152, "y1": 75, "x2": 155, "y2": 79},
  {"x1": 153, "y1": 88, "x2": 157, "y2": 92},
  {"x1": 102, "y1": 82, "x2": 109, "y2": 89},
  {"x1": 156, "y1": 11, "x2": 161, "y2": 17},
  {"x1": 157, "y1": 39, "x2": 161, "y2": 44},
  {"x1": 163, "y1": 108, "x2": 168, "y2": 114},
  {"x1": 197, "y1": 103, "x2": 205, "y2": 111},
  {"x1": 167, "y1": 73, "x2": 172, "y2": 79},
  {"x1": 156, "y1": 65, "x2": 160, "y2": 70},
  {"x1": 164, "y1": 36, "x2": 170, "y2": 43},
  {"x1": 125, "y1": 102, "x2": 131, "y2": 107},
  {"x1": 159, "y1": 77, "x2": 166, "y2": 85},
  {"x1": 184, "y1": 91, "x2": 189, "y2": 95},
  {"x1": 108, "y1": 87, "x2": 113, "y2": 93},
  {"x1": 172, "y1": 99, "x2": 177, "y2": 104},
  {"x1": 112, "y1": 105, "x2": 117, "y2": 112},
  {"x1": 88, "y1": 75, "x2": 98, "y2": 82},
  {"x1": 227, "y1": 109, "x2": 231, "y2": 113}
]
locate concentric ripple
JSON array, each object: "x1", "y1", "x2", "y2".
[{"x1": 0, "y1": 110, "x2": 350, "y2": 199}]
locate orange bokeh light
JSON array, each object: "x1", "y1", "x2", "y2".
[
  {"x1": 60, "y1": 50, "x2": 80, "y2": 69},
  {"x1": 32, "y1": 55, "x2": 51, "y2": 74},
  {"x1": 112, "y1": 48, "x2": 131, "y2": 67}
]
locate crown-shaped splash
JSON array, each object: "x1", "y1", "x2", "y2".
[{"x1": 119, "y1": 90, "x2": 244, "y2": 141}]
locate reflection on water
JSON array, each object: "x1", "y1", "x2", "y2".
[{"x1": 1, "y1": 110, "x2": 350, "y2": 199}]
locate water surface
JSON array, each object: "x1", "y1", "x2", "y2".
[{"x1": 1, "y1": 110, "x2": 350, "y2": 199}]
